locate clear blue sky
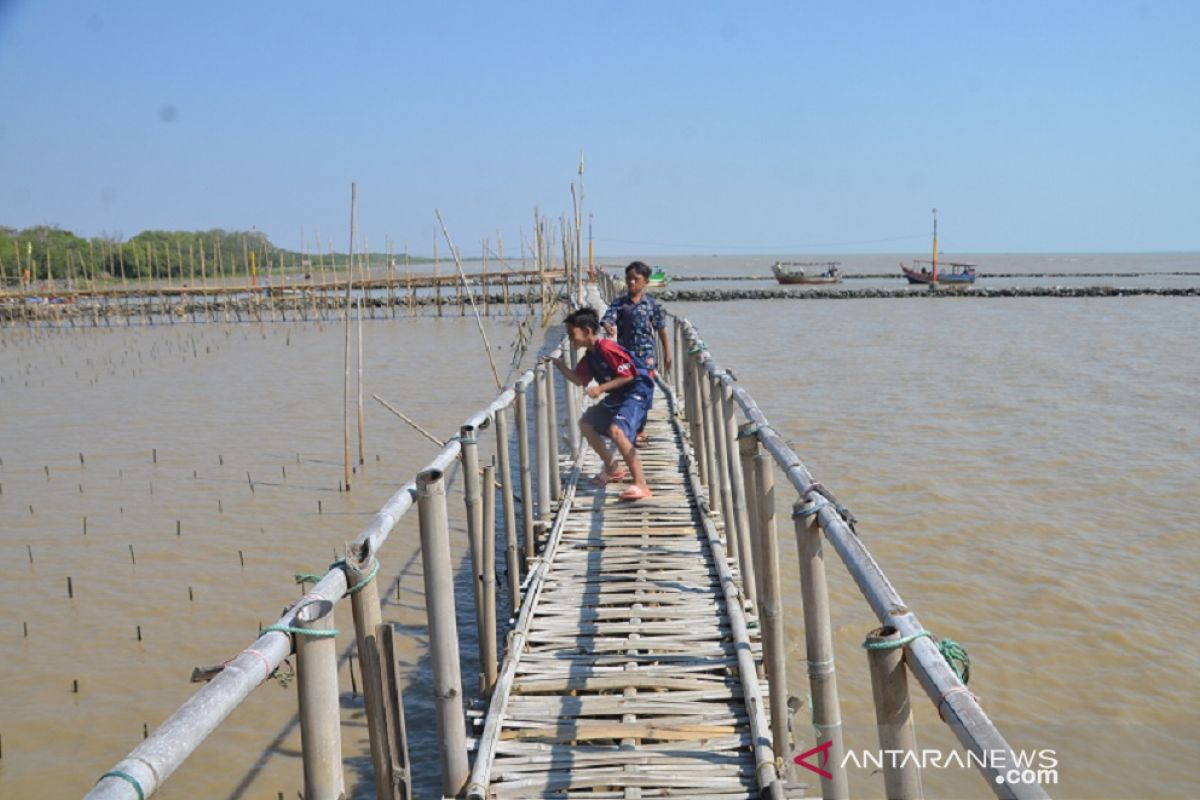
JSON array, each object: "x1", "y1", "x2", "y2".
[{"x1": 1, "y1": 1, "x2": 1197, "y2": 255}]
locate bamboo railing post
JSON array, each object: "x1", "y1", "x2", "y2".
[
  {"x1": 481, "y1": 463, "x2": 498, "y2": 691},
  {"x1": 416, "y1": 467, "x2": 469, "y2": 798},
  {"x1": 376, "y1": 623, "x2": 412, "y2": 800},
  {"x1": 544, "y1": 364, "x2": 562, "y2": 501},
  {"x1": 459, "y1": 424, "x2": 489, "y2": 694},
  {"x1": 533, "y1": 364, "x2": 552, "y2": 548},
  {"x1": 514, "y1": 377, "x2": 535, "y2": 568},
  {"x1": 494, "y1": 406, "x2": 521, "y2": 612},
  {"x1": 563, "y1": 351, "x2": 581, "y2": 458},
  {"x1": 708, "y1": 372, "x2": 736, "y2": 546},
  {"x1": 347, "y1": 551, "x2": 398, "y2": 800},
  {"x1": 736, "y1": 423, "x2": 761, "y2": 610},
  {"x1": 685, "y1": 349, "x2": 707, "y2": 488},
  {"x1": 294, "y1": 598, "x2": 346, "y2": 800},
  {"x1": 721, "y1": 378, "x2": 752, "y2": 573},
  {"x1": 753, "y1": 450, "x2": 789, "y2": 764},
  {"x1": 866, "y1": 626, "x2": 924, "y2": 800},
  {"x1": 673, "y1": 317, "x2": 684, "y2": 400},
  {"x1": 793, "y1": 498, "x2": 850, "y2": 799}
]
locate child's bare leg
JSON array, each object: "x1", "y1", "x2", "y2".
[
  {"x1": 580, "y1": 420, "x2": 614, "y2": 470},
  {"x1": 610, "y1": 425, "x2": 651, "y2": 495}
]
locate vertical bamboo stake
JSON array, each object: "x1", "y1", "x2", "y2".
[
  {"x1": 709, "y1": 373, "x2": 736, "y2": 548},
  {"x1": 357, "y1": 276, "x2": 365, "y2": 466},
  {"x1": 343, "y1": 183, "x2": 356, "y2": 491},
  {"x1": 416, "y1": 468, "x2": 469, "y2": 798},
  {"x1": 698, "y1": 369, "x2": 719, "y2": 503},
  {"x1": 434, "y1": 233, "x2": 442, "y2": 317},
  {"x1": 563, "y1": 349, "x2": 581, "y2": 458},
  {"x1": 515, "y1": 378, "x2": 535, "y2": 567},
  {"x1": 347, "y1": 551, "x2": 398, "y2": 800},
  {"x1": 753, "y1": 451, "x2": 789, "y2": 764},
  {"x1": 533, "y1": 364, "x2": 552, "y2": 544},
  {"x1": 481, "y1": 462, "x2": 498, "y2": 691},
  {"x1": 866, "y1": 626, "x2": 924, "y2": 799},
  {"x1": 722, "y1": 380, "x2": 753, "y2": 581},
  {"x1": 495, "y1": 407, "x2": 521, "y2": 611},
  {"x1": 294, "y1": 599, "x2": 345, "y2": 800},
  {"x1": 793, "y1": 498, "x2": 850, "y2": 799},
  {"x1": 460, "y1": 424, "x2": 489, "y2": 694},
  {"x1": 689, "y1": 351, "x2": 710, "y2": 490},
  {"x1": 736, "y1": 423, "x2": 761, "y2": 611},
  {"x1": 545, "y1": 364, "x2": 561, "y2": 501},
  {"x1": 377, "y1": 623, "x2": 412, "y2": 800}
]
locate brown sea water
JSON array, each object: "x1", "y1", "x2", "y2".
[{"x1": 2, "y1": 254, "x2": 1198, "y2": 799}]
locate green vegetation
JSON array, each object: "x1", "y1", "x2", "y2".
[{"x1": 0, "y1": 225, "x2": 428, "y2": 286}]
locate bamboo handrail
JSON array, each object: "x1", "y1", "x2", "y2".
[{"x1": 676, "y1": 316, "x2": 1050, "y2": 800}]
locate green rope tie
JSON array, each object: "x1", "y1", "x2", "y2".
[
  {"x1": 98, "y1": 771, "x2": 145, "y2": 800},
  {"x1": 449, "y1": 433, "x2": 478, "y2": 445},
  {"x1": 261, "y1": 623, "x2": 339, "y2": 639},
  {"x1": 793, "y1": 498, "x2": 829, "y2": 518},
  {"x1": 294, "y1": 558, "x2": 380, "y2": 596},
  {"x1": 688, "y1": 342, "x2": 707, "y2": 355},
  {"x1": 737, "y1": 422, "x2": 773, "y2": 439},
  {"x1": 862, "y1": 629, "x2": 971, "y2": 684}
]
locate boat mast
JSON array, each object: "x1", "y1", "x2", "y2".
[{"x1": 931, "y1": 208, "x2": 938, "y2": 283}]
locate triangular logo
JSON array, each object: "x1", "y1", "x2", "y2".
[{"x1": 794, "y1": 739, "x2": 834, "y2": 780}]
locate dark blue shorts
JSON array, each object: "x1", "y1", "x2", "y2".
[{"x1": 581, "y1": 384, "x2": 653, "y2": 444}]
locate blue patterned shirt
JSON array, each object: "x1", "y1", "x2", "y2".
[{"x1": 602, "y1": 293, "x2": 666, "y2": 371}]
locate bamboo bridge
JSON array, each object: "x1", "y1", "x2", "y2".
[{"x1": 84, "y1": 276, "x2": 1048, "y2": 800}]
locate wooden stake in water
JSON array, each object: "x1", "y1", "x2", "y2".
[{"x1": 343, "y1": 183, "x2": 357, "y2": 492}]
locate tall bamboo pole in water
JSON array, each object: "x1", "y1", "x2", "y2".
[
  {"x1": 343, "y1": 183, "x2": 357, "y2": 491},
  {"x1": 357, "y1": 235, "x2": 366, "y2": 466}
]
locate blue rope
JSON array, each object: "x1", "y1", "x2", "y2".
[
  {"x1": 294, "y1": 558, "x2": 380, "y2": 595},
  {"x1": 261, "y1": 623, "x2": 339, "y2": 639}
]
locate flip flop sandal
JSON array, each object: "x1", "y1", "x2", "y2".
[{"x1": 619, "y1": 486, "x2": 652, "y2": 501}]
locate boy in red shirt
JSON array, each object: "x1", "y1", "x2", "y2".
[{"x1": 546, "y1": 306, "x2": 654, "y2": 501}]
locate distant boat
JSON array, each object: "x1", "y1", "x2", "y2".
[
  {"x1": 771, "y1": 261, "x2": 843, "y2": 285},
  {"x1": 647, "y1": 267, "x2": 671, "y2": 288},
  {"x1": 900, "y1": 210, "x2": 976, "y2": 285}
]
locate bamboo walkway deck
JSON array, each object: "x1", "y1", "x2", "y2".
[{"x1": 472, "y1": 388, "x2": 800, "y2": 799}]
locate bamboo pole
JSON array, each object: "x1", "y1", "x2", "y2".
[
  {"x1": 294, "y1": 598, "x2": 346, "y2": 800},
  {"x1": 346, "y1": 551, "x2": 398, "y2": 800},
  {"x1": 866, "y1": 626, "x2": 924, "y2": 800},
  {"x1": 416, "y1": 467, "x2": 469, "y2": 798},
  {"x1": 344, "y1": 183, "x2": 357, "y2": 491},
  {"x1": 544, "y1": 363, "x2": 562, "y2": 501},
  {"x1": 533, "y1": 364, "x2": 552, "y2": 544},
  {"x1": 709, "y1": 372, "x2": 736, "y2": 552},
  {"x1": 698, "y1": 368, "x2": 719, "y2": 503},
  {"x1": 481, "y1": 462, "x2": 499, "y2": 691},
  {"x1": 514, "y1": 378, "x2": 535, "y2": 568},
  {"x1": 793, "y1": 498, "x2": 849, "y2": 799},
  {"x1": 376, "y1": 623, "x2": 412, "y2": 800},
  {"x1": 754, "y1": 450, "x2": 789, "y2": 764},
  {"x1": 722, "y1": 378, "x2": 754, "y2": 589},
  {"x1": 494, "y1": 406, "x2": 521, "y2": 612},
  {"x1": 460, "y1": 423, "x2": 489, "y2": 693},
  {"x1": 736, "y1": 423, "x2": 761, "y2": 611}
]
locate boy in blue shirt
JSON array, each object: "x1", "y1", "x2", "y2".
[
  {"x1": 546, "y1": 306, "x2": 654, "y2": 501},
  {"x1": 601, "y1": 261, "x2": 672, "y2": 445}
]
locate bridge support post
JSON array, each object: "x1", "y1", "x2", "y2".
[
  {"x1": 481, "y1": 463, "x2": 499, "y2": 692},
  {"x1": 494, "y1": 407, "x2": 522, "y2": 613},
  {"x1": 514, "y1": 377, "x2": 535, "y2": 568},
  {"x1": 686, "y1": 348, "x2": 708, "y2": 490},
  {"x1": 793, "y1": 499, "x2": 850, "y2": 800},
  {"x1": 721, "y1": 378, "x2": 753, "y2": 581},
  {"x1": 417, "y1": 467, "x2": 470, "y2": 798},
  {"x1": 753, "y1": 450, "x2": 790, "y2": 765},
  {"x1": 544, "y1": 365, "x2": 562, "y2": 501},
  {"x1": 534, "y1": 365, "x2": 552, "y2": 550},
  {"x1": 564, "y1": 346, "x2": 581, "y2": 458},
  {"x1": 707, "y1": 373, "x2": 736, "y2": 554},
  {"x1": 346, "y1": 548, "x2": 399, "y2": 800},
  {"x1": 865, "y1": 626, "x2": 924, "y2": 799},
  {"x1": 698, "y1": 364, "x2": 720, "y2": 503},
  {"x1": 736, "y1": 423, "x2": 761, "y2": 612},
  {"x1": 460, "y1": 424, "x2": 493, "y2": 694},
  {"x1": 294, "y1": 598, "x2": 346, "y2": 800}
]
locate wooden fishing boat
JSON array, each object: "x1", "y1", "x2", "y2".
[
  {"x1": 900, "y1": 209, "x2": 976, "y2": 285},
  {"x1": 771, "y1": 261, "x2": 842, "y2": 285},
  {"x1": 901, "y1": 261, "x2": 976, "y2": 284},
  {"x1": 647, "y1": 267, "x2": 671, "y2": 288}
]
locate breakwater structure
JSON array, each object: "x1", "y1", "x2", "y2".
[{"x1": 84, "y1": 271, "x2": 1048, "y2": 799}]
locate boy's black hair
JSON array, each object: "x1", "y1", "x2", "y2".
[
  {"x1": 564, "y1": 306, "x2": 600, "y2": 332},
  {"x1": 625, "y1": 261, "x2": 652, "y2": 280}
]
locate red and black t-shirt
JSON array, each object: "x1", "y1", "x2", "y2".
[{"x1": 574, "y1": 339, "x2": 653, "y2": 401}]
